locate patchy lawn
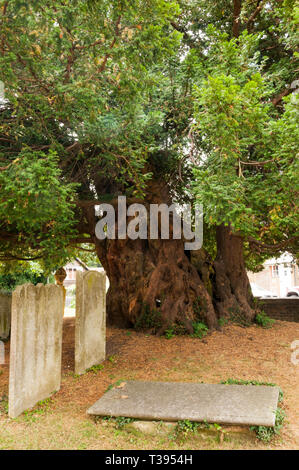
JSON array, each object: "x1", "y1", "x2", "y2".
[{"x1": 0, "y1": 318, "x2": 298, "y2": 450}]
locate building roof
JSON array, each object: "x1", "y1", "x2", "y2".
[{"x1": 264, "y1": 252, "x2": 297, "y2": 266}]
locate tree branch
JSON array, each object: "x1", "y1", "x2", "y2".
[
  {"x1": 98, "y1": 16, "x2": 121, "y2": 73},
  {"x1": 240, "y1": 159, "x2": 274, "y2": 166},
  {"x1": 272, "y1": 85, "x2": 296, "y2": 107},
  {"x1": 70, "y1": 244, "x2": 95, "y2": 252},
  {"x1": 248, "y1": 236, "x2": 297, "y2": 253},
  {"x1": 2, "y1": 2, "x2": 8, "y2": 16},
  {"x1": 0, "y1": 253, "x2": 43, "y2": 261},
  {"x1": 247, "y1": 0, "x2": 266, "y2": 32},
  {"x1": 232, "y1": 0, "x2": 242, "y2": 38},
  {"x1": 63, "y1": 42, "x2": 76, "y2": 84},
  {"x1": 170, "y1": 21, "x2": 196, "y2": 47}
]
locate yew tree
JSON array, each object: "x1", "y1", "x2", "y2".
[
  {"x1": 191, "y1": 24, "x2": 299, "y2": 322},
  {"x1": 0, "y1": 0, "x2": 298, "y2": 333}
]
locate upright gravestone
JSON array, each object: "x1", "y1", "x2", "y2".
[
  {"x1": 8, "y1": 283, "x2": 64, "y2": 418},
  {"x1": 0, "y1": 290, "x2": 11, "y2": 341},
  {"x1": 75, "y1": 271, "x2": 106, "y2": 375}
]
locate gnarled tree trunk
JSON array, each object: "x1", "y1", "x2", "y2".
[
  {"x1": 92, "y1": 178, "x2": 218, "y2": 334},
  {"x1": 95, "y1": 236, "x2": 218, "y2": 333},
  {"x1": 84, "y1": 181, "x2": 256, "y2": 333},
  {"x1": 213, "y1": 224, "x2": 256, "y2": 323}
]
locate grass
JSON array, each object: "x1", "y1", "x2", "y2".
[
  {"x1": 0, "y1": 401, "x2": 285, "y2": 450},
  {"x1": 22, "y1": 398, "x2": 53, "y2": 423},
  {"x1": 255, "y1": 312, "x2": 275, "y2": 329},
  {"x1": 0, "y1": 393, "x2": 8, "y2": 415},
  {"x1": 86, "y1": 364, "x2": 105, "y2": 374},
  {"x1": 0, "y1": 320, "x2": 297, "y2": 450},
  {"x1": 250, "y1": 407, "x2": 285, "y2": 443}
]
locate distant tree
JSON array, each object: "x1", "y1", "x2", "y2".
[{"x1": 0, "y1": 261, "x2": 47, "y2": 292}]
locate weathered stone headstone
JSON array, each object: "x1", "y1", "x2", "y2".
[
  {"x1": 0, "y1": 290, "x2": 12, "y2": 341},
  {"x1": 87, "y1": 381, "x2": 280, "y2": 427},
  {"x1": 75, "y1": 271, "x2": 106, "y2": 375},
  {"x1": 0, "y1": 339, "x2": 4, "y2": 364},
  {"x1": 8, "y1": 283, "x2": 64, "y2": 418}
]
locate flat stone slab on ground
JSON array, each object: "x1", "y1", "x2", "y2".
[{"x1": 87, "y1": 381, "x2": 280, "y2": 427}]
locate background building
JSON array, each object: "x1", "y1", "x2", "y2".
[
  {"x1": 248, "y1": 253, "x2": 299, "y2": 298},
  {"x1": 63, "y1": 258, "x2": 107, "y2": 316}
]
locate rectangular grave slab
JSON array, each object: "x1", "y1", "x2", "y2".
[
  {"x1": 87, "y1": 381, "x2": 280, "y2": 427},
  {"x1": 8, "y1": 283, "x2": 64, "y2": 418}
]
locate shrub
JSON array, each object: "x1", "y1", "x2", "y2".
[
  {"x1": 255, "y1": 311, "x2": 275, "y2": 329},
  {"x1": 135, "y1": 304, "x2": 162, "y2": 332},
  {"x1": 191, "y1": 321, "x2": 208, "y2": 338}
]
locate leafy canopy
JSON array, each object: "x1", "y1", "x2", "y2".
[
  {"x1": 0, "y1": 0, "x2": 298, "y2": 272},
  {"x1": 0, "y1": 0, "x2": 181, "y2": 269}
]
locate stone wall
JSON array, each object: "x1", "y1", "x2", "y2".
[
  {"x1": 260, "y1": 298, "x2": 299, "y2": 323},
  {"x1": 8, "y1": 283, "x2": 64, "y2": 418},
  {"x1": 0, "y1": 290, "x2": 12, "y2": 340},
  {"x1": 75, "y1": 270, "x2": 106, "y2": 375}
]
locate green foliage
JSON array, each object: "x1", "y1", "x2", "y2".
[
  {"x1": 135, "y1": 304, "x2": 162, "y2": 332},
  {"x1": 191, "y1": 321, "x2": 208, "y2": 339},
  {"x1": 163, "y1": 320, "x2": 209, "y2": 339},
  {"x1": 0, "y1": 0, "x2": 297, "y2": 275},
  {"x1": 218, "y1": 317, "x2": 229, "y2": 327},
  {"x1": 175, "y1": 419, "x2": 201, "y2": 436},
  {"x1": 255, "y1": 312, "x2": 275, "y2": 329},
  {"x1": 164, "y1": 322, "x2": 189, "y2": 338},
  {"x1": 0, "y1": 394, "x2": 8, "y2": 416},
  {"x1": 0, "y1": 261, "x2": 47, "y2": 292},
  {"x1": 193, "y1": 297, "x2": 208, "y2": 320},
  {"x1": 0, "y1": 0, "x2": 181, "y2": 263},
  {"x1": 243, "y1": 243, "x2": 270, "y2": 273},
  {"x1": 191, "y1": 21, "x2": 299, "y2": 259},
  {"x1": 250, "y1": 408, "x2": 285, "y2": 443},
  {"x1": 163, "y1": 318, "x2": 209, "y2": 339},
  {"x1": 70, "y1": 246, "x2": 101, "y2": 268},
  {"x1": 0, "y1": 149, "x2": 77, "y2": 270},
  {"x1": 86, "y1": 364, "x2": 104, "y2": 374},
  {"x1": 108, "y1": 355, "x2": 117, "y2": 364},
  {"x1": 227, "y1": 306, "x2": 252, "y2": 327},
  {"x1": 104, "y1": 379, "x2": 126, "y2": 393},
  {"x1": 174, "y1": 419, "x2": 224, "y2": 441},
  {"x1": 163, "y1": 319, "x2": 209, "y2": 339},
  {"x1": 22, "y1": 397, "x2": 53, "y2": 423},
  {"x1": 164, "y1": 327, "x2": 175, "y2": 339},
  {"x1": 100, "y1": 415, "x2": 135, "y2": 429},
  {"x1": 115, "y1": 416, "x2": 135, "y2": 429}
]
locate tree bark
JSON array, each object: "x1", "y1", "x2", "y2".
[
  {"x1": 86, "y1": 181, "x2": 257, "y2": 333},
  {"x1": 93, "y1": 178, "x2": 218, "y2": 333},
  {"x1": 213, "y1": 224, "x2": 256, "y2": 323},
  {"x1": 232, "y1": 0, "x2": 242, "y2": 38}
]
